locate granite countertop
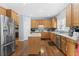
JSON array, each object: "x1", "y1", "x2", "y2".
[
  {"x1": 52, "y1": 32, "x2": 79, "y2": 41},
  {"x1": 29, "y1": 31, "x2": 79, "y2": 43}
]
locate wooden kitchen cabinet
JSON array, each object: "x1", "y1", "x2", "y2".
[
  {"x1": 41, "y1": 32, "x2": 50, "y2": 39},
  {"x1": 60, "y1": 36, "x2": 66, "y2": 54},
  {"x1": 6, "y1": 9, "x2": 19, "y2": 25},
  {"x1": 31, "y1": 19, "x2": 51, "y2": 28},
  {"x1": 43, "y1": 20, "x2": 51, "y2": 28},
  {"x1": 27, "y1": 37, "x2": 41, "y2": 55},
  {"x1": 31, "y1": 20, "x2": 44, "y2": 28},
  {"x1": 31, "y1": 20, "x2": 38, "y2": 28},
  {"x1": 66, "y1": 3, "x2": 79, "y2": 27},
  {"x1": 50, "y1": 33, "x2": 56, "y2": 44},
  {"x1": 0, "y1": 7, "x2": 6, "y2": 16},
  {"x1": 66, "y1": 38, "x2": 76, "y2": 56},
  {"x1": 51, "y1": 17, "x2": 57, "y2": 28},
  {"x1": 72, "y1": 4, "x2": 79, "y2": 26},
  {"x1": 66, "y1": 4, "x2": 72, "y2": 27}
]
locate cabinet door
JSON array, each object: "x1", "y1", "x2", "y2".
[
  {"x1": 66, "y1": 4, "x2": 72, "y2": 27},
  {"x1": 60, "y1": 36, "x2": 66, "y2": 53},
  {"x1": 41, "y1": 32, "x2": 50, "y2": 39},
  {"x1": 6, "y1": 9, "x2": 19, "y2": 25},
  {"x1": 50, "y1": 33, "x2": 56, "y2": 44},
  {"x1": 66, "y1": 39, "x2": 76, "y2": 56},
  {"x1": 0, "y1": 8, "x2": 6, "y2": 15},
  {"x1": 31, "y1": 20, "x2": 37, "y2": 28},
  {"x1": 0, "y1": 7, "x2": 6, "y2": 16},
  {"x1": 51, "y1": 17, "x2": 57, "y2": 28},
  {"x1": 15, "y1": 15, "x2": 19, "y2": 25},
  {"x1": 72, "y1": 4, "x2": 79, "y2": 26},
  {"x1": 43, "y1": 20, "x2": 51, "y2": 28},
  {"x1": 28, "y1": 37, "x2": 41, "y2": 55}
]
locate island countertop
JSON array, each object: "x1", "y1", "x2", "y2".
[{"x1": 29, "y1": 33, "x2": 41, "y2": 37}]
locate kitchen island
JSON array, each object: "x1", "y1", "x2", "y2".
[{"x1": 27, "y1": 33, "x2": 41, "y2": 55}]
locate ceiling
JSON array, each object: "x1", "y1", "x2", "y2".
[{"x1": 0, "y1": 3, "x2": 68, "y2": 18}]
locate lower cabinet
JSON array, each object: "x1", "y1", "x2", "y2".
[
  {"x1": 50, "y1": 33, "x2": 76, "y2": 56},
  {"x1": 27, "y1": 37, "x2": 41, "y2": 55},
  {"x1": 50, "y1": 33, "x2": 56, "y2": 44},
  {"x1": 45, "y1": 32, "x2": 76, "y2": 56},
  {"x1": 66, "y1": 38, "x2": 76, "y2": 56},
  {"x1": 41, "y1": 32, "x2": 50, "y2": 39},
  {"x1": 60, "y1": 36, "x2": 66, "y2": 54}
]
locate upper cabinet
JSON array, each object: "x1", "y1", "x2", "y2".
[
  {"x1": 51, "y1": 17, "x2": 57, "y2": 28},
  {"x1": 66, "y1": 4, "x2": 72, "y2": 27},
  {"x1": 72, "y1": 4, "x2": 79, "y2": 26},
  {"x1": 66, "y1": 3, "x2": 79, "y2": 27},
  {"x1": 42, "y1": 20, "x2": 51, "y2": 28},
  {"x1": 0, "y1": 7, "x2": 6, "y2": 16},
  {"x1": 31, "y1": 20, "x2": 38, "y2": 28},
  {"x1": 31, "y1": 20, "x2": 51, "y2": 28},
  {"x1": 31, "y1": 17, "x2": 57, "y2": 28},
  {"x1": 0, "y1": 7, "x2": 19, "y2": 26},
  {"x1": 6, "y1": 9, "x2": 19, "y2": 25}
]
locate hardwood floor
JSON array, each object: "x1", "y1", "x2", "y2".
[{"x1": 11, "y1": 40, "x2": 65, "y2": 56}]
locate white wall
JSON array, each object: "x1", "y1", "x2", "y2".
[
  {"x1": 23, "y1": 16, "x2": 31, "y2": 40},
  {"x1": 19, "y1": 15, "x2": 24, "y2": 41},
  {"x1": 19, "y1": 15, "x2": 31, "y2": 41},
  {"x1": 56, "y1": 8, "x2": 70, "y2": 32}
]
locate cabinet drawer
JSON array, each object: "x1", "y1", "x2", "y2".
[
  {"x1": 41, "y1": 32, "x2": 50, "y2": 39},
  {"x1": 66, "y1": 38, "x2": 76, "y2": 56}
]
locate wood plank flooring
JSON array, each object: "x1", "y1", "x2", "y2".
[{"x1": 11, "y1": 40, "x2": 65, "y2": 56}]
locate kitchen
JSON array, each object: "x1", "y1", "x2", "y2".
[{"x1": 0, "y1": 3, "x2": 79, "y2": 56}]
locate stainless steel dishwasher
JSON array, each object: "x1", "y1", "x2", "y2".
[{"x1": 56, "y1": 35, "x2": 61, "y2": 49}]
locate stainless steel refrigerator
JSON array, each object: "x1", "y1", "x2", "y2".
[{"x1": 0, "y1": 15, "x2": 16, "y2": 56}]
